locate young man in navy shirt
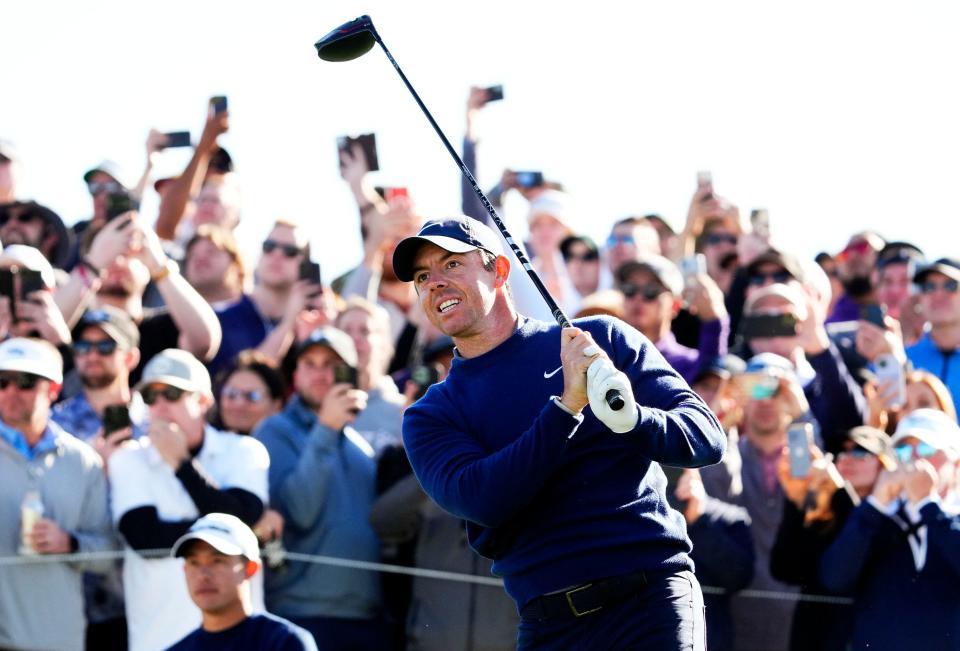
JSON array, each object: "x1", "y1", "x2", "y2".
[
  {"x1": 167, "y1": 514, "x2": 316, "y2": 651},
  {"x1": 392, "y1": 216, "x2": 726, "y2": 650}
]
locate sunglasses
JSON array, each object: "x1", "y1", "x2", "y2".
[
  {"x1": 893, "y1": 441, "x2": 938, "y2": 464},
  {"x1": 262, "y1": 240, "x2": 303, "y2": 258},
  {"x1": 704, "y1": 233, "x2": 738, "y2": 247},
  {"x1": 606, "y1": 234, "x2": 635, "y2": 247},
  {"x1": 748, "y1": 271, "x2": 792, "y2": 286},
  {"x1": 566, "y1": 251, "x2": 599, "y2": 263},
  {"x1": 920, "y1": 279, "x2": 960, "y2": 295},
  {"x1": 73, "y1": 339, "x2": 119, "y2": 356},
  {"x1": 0, "y1": 211, "x2": 39, "y2": 227},
  {"x1": 141, "y1": 384, "x2": 188, "y2": 405},
  {"x1": 839, "y1": 447, "x2": 873, "y2": 460},
  {"x1": 621, "y1": 283, "x2": 666, "y2": 301},
  {"x1": 222, "y1": 387, "x2": 265, "y2": 403},
  {"x1": 87, "y1": 180, "x2": 121, "y2": 196},
  {"x1": 0, "y1": 372, "x2": 42, "y2": 391}
]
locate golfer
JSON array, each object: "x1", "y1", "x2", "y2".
[{"x1": 393, "y1": 216, "x2": 725, "y2": 650}]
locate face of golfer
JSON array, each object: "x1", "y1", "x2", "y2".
[
  {"x1": 182, "y1": 540, "x2": 255, "y2": 616},
  {"x1": 411, "y1": 244, "x2": 503, "y2": 340}
]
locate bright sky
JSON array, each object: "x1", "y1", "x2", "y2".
[{"x1": 4, "y1": 1, "x2": 960, "y2": 280}]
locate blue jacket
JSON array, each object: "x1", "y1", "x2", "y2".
[
  {"x1": 402, "y1": 316, "x2": 726, "y2": 609},
  {"x1": 819, "y1": 500, "x2": 960, "y2": 650},
  {"x1": 253, "y1": 396, "x2": 381, "y2": 619},
  {"x1": 907, "y1": 332, "x2": 960, "y2": 413}
]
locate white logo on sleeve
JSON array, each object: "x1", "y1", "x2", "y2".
[{"x1": 543, "y1": 365, "x2": 563, "y2": 379}]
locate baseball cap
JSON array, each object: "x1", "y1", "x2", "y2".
[
  {"x1": 559, "y1": 234, "x2": 599, "y2": 262},
  {"x1": 913, "y1": 258, "x2": 960, "y2": 285},
  {"x1": 0, "y1": 202, "x2": 73, "y2": 269},
  {"x1": 0, "y1": 337, "x2": 63, "y2": 384},
  {"x1": 75, "y1": 307, "x2": 139, "y2": 349},
  {"x1": 392, "y1": 216, "x2": 504, "y2": 283},
  {"x1": 527, "y1": 190, "x2": 575, "y2": 228},
  {"x1": 891, "y1": 408, "x2": 960, "y2": 459},
  {"x1": 876, "y1": 241, "x2": 924, "y2": 270},
  {"x1": 745, "y1": 248, "x2": 804, "y2": 284},
  {"x1": 82, "y1": 160, "x2": 131, "y2": 189},
  {"x1": 0, "y1": 140, "x2": 18, "y2": 163},
  {"x1": 745, "y1": 353, "x2": 797, "y2": 380},
  {"x1": 848, "y1": 426, "x2": 897, "y2": 470},
  {"x1": 743, "y1": 282, "x2": 809, "y2": 318},
  {"x1": 616, "y1": 255, "x2": 684, "y2": 296},
  {"x1": 295, "y1": 326, "x2": 358, "y2": 368},
  {"x1": 135, "y1": 348, "x2": 211, "y2": 395},
  {"x1": 171, "y1": 513, "x2": 260, "y2": 562},
  {"x1": 693, "y1": 354, "x2": 747, "y2": 384},
  {"x1": 0, "y1": 244, "x2": 56, "y2": 288}
]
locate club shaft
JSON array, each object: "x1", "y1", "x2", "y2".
[{"x1": 369, "y1": 29, "x2": 623, "y2": 411}]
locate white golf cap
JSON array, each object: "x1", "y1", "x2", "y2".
[
  {"x1": 0, "y1": 245, "x2": 57, "y2": 289},
  {"x1": 0, "y1": 337, "x2": 63, "y2": 384},
  {"x1": 171, "y1": 513, "x2": 260, "y2": 562},
  {"x1": 891, "y1": 408, "x2": 960, "y2": 459},
  {"x1": 135, "y1": 348, "x2": 211, "y2": 396},
  {"x1": 617, "y1": 254, "x2": 684, "y2": 296}
]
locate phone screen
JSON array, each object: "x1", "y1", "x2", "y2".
[
  {"x1": 162, "y1": 131, "x2": 192, "y2": 148},
  {"x1": 103, "y1": 404, "x2": 132, "y2": 435},
  {"x1": 859, "y1": 304, "x2": 887, "y2": 329},
  {"x1": 18, "y1": 269, "x2": 44, "y2": 300},
  {"x1": 333, "y1": 365, "x2": 358, "y2": 388},
  {"x1": 211, "y1": 96, "x2": 228, "y2": 114},
  {"x1": 739, "y1": 313, "x2": 798, "y2": 340},
  {"x1": 787, "y1": 423, "x2": 813, "y2": 478}
]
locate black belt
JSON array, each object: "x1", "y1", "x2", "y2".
[{"x1": 520, "y1": 571, "x2": 648, "y2": 622}]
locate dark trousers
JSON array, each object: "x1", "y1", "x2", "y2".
[
  {"x1": 288, "y1": 615, "x2": 389, "y2": 651},
  {"x1": 517, "y1": 570, "x2": 706, "y2": 651}
]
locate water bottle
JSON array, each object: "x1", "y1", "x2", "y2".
[{"x1": 19, "y1": 490, "x2": 44, "y2": 555}]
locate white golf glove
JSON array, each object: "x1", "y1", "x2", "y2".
[{"x1": 587, "y1": 357, "x2": 638, "y2": 433}]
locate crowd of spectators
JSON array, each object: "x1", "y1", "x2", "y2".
[{"x1": 2, "y1": 86, "x2": 960, "y2": 651}]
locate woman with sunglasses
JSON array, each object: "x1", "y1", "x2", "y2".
[
  {"x1": 770, "y1": 426, "x2": 892, "y2": 651},
  {"x1": 819, "y1": 409, "x2": 960, "y2": 650},
  {"x1": 211, "y1": 350, "x2": 285, "y2": 437}
]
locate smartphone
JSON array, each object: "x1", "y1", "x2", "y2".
[
  {"x1": 679, "y1": 254, "x2": 707, "y2": 278},
  {"x1": 105, "y1": 190, "x2": 139, "y2": 221},
  {"x1": 874, "y1": 354, "x2": 907, "y2": 410},
  {"x1": 659, "y1": 464, "x2": 689, "y2": 514},
  {"x1": 739, "y1": 313, "x2": 798, "y2": 340},
  {"x1": 103, "y1": 404, "x2": 132, "y2": 436},
  {"x1": 751, "y1": 208, "x2": 771, "y2": 240},
  {"x1": 337, "y1": 133, "x2": 379, "y2": 172},
  {"x1": 859, "y1": 304, "x2": 887, "y2": 329},
  {"x1": 161, "y1": 131, "x2": 192, "y2": 148},
  {"x1": 298, "y1": 260, "x2": 321, "y2": 285},
  {"x1": 333, "y1": 364, "x2": 359, "y2": 388},
  {"x1": 515, "y1": 171, "x2": 544, "y2": 189},
  {"x1": 210, "y1": 95, "x2": 228, "y2": 114},
  {"x1": 787, "y1": 423, "x2": 814, "y2": 478},
  {"x1": 410, "y1": 364, "x2": 442, "y2": 401},
  {"x1": 18, "y1": 269, "x2": 43, "y2": 300},
  {"x1": 384, "y1": 186, "x2": 409, "y2": 201},
  {"x1": 484, "y1": 84, "x2": 504, "y2": 102}
]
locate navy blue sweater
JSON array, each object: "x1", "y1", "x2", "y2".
[{"x1": 402, "y1": 316, "x2": 726, "y2": 609}]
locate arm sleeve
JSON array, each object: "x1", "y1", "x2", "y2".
[
  {"x1": 806, "y1": 344, "x2": 867, "y2": 451},
  {"x1": 461, "y1": 136, "x2": 503, "y2": 224},
  {"x1": 920, "y1": 502, "x2": 960, "y2": 578},
  {"x1": 68, "y1": 454, "x2": 117, "y2": 573},
  {"x1": 368, "y1": 474, "x2": 428, "y2": 544},
  {"x1": 692, "y1": 317, "x2": 729, "y2": 380},
  {"x1": 403, "y1": 397, "x2": 583, "y2": 528},
  {"x1": 818, "y1": 500, "x2": 890, "y2": 594},
  {"x1": 117, "y1": 506, "x2": 194, "y2": 553},
  {"x1": 687, "y1": 497, "x2": 755, "y2": 591},
  {"x1": 604, "y1": 321, "x2": 727, "y2": 466},
  {"x1": 174, "y1": 460, "x2": 265, "y2": 525},
  {"x1": 256, "y1": 420, "x2": 341, "y2": 531}
]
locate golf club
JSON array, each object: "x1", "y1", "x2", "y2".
[{"x1": 315, "y1": 15, "x2": 624, "y2": 411}]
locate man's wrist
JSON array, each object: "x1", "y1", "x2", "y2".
[{"x1": 553, "y1": 395, "x2": 584, "y2": 418}]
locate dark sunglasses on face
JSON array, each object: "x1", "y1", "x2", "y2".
[
  {"x1": 72, "y1": 339, "x2": 119, "y2": 356},
  {"x1": 748, "y1": 271, "x2": 792, "y2": 286},
  {"x1": 621, "y1": 283, "x2": 665, "y2": 301},
  {"x1": 87, "y1": 180, "x2": 121, "y2": 196},
  {"x1": 920, "y1": 279, "x2": 960, "y2": 295},
  {"x1": 222, "y1": 387, "x2": 265, "y2": 403},
  {"x1": 893, "y1": 441, "x2": 938, "y2": 464},
  {"x1": 0, "y1": 211, "x2": 39, "y2": 227},
  {"x1": 704, "y1": 233, "x2": 738, "y2": 247},
  {"x1": 0, "y1": 372, "x2": 41, "y2": 390},
  {"x1": 141, "y1": 384, "x2": 188, "y2": 405},
  {"x1": 261, "y1": 240, "x2": 303, "y2": 258},
  {"x1": 566, "y1": 251, "x2": 599, "y2": 263}
]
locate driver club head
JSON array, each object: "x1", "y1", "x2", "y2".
[{"x1": 315, "y1": 15, "x2": 377, "y2": 62}]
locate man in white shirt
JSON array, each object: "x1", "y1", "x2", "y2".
[{"x1": 109, "y1": 348, "x2": 270, "y2": 651}]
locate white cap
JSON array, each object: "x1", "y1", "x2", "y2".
[
  {"x1": 744, "y1": 282, "x2": 809, "y2": 321},
  {"x1": 892, "y1": 408, "x2": 960, "y2": 459},
  {"x1": 171, "y1": 513, "x2": 260, "y2": 562},
  {"x1": 527, "y1": 190, "x2": 580, "y2": 233},
  {"x1": 617, "y1": 254, "x2": 684, "y2": 296},
  {"x1": 135, "y1": 348, "x2": 211, "y2": 396},
  {"x1": 0, "y1": 337, "x2": 63, "y2": 383},
  {"x1": 0, "y1": 245, "x2": 56, "y2": 289}
]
